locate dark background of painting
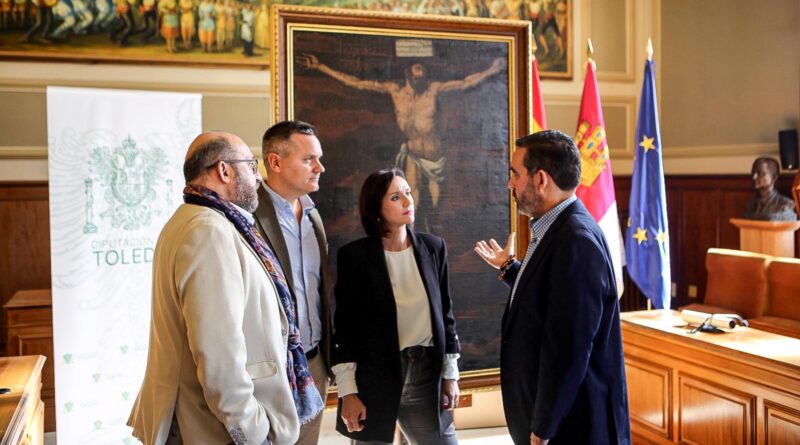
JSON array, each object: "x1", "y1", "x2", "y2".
[{"x1": 292, "y1": 30, "x2": 513, "y2": 371}]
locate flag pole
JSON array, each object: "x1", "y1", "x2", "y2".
[
  {"x1": 586, "y1": 38, "x2": 595, "y2": 69},
  {"x1": 646, "y1": 37, "x2": 653, "y2": 312}
]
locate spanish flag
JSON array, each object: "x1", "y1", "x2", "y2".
[
  {"x1": 532, "y1": 58, "x2": 547, "y2": 132},
  {"x1": 575, "y1": 59, "x2": 625, "y2": 297}
]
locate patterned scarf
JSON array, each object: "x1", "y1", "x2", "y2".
[{"x1": 183, "y1": 184, "x2": 324, "y2": 423}]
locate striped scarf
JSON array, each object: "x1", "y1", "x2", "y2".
[{"x1": 184, "y1": 184, "x2": 324, "y2": 423}]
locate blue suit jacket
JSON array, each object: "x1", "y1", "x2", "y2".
[{"x1": 500, "y1": 199, "x2": 631, "y2": 445}]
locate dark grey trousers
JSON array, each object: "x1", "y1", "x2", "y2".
[{"x1": 354, "y1": 346, "x2": 458, "y2": 445}]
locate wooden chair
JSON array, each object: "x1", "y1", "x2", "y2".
[
  {"x1": 681, "y1": 248, "x2": 771, "y2": 319},
  {"x1": 749, "y1": 257, "x2": 800, "y2": 338}
]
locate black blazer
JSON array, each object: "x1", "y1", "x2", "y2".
[
  {"x1": 253, "y1": 184, "x2": 334, "y2": 375},
  {"x1": 500, "y1": 199, "x2": 631, "y2": 445},
  {"x1": 333, "y1": 230, "x2": 460, "y2": 442}
]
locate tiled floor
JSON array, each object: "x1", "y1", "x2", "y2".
[{"x1": 43, "y1": 410, "x2": 513, "y2": 444}]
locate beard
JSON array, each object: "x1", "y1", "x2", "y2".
[
  {"x1": 231, "y1": 174, "x2": 259, "y2": 213},
  {"x1": 410, "y1": 76, "x2": 430, "y2": 95},
  {"x1": 514, "y1": 187, "x2": 543, "y2": 218}
]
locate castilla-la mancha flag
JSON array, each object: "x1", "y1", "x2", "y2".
[{"x1": 574, "y1": 61, "x2": 625, "y2": 297}]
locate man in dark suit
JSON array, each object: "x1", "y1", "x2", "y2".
[
  {"x1": 474, "y1": 130, "x2": 630, "y2": 445},
  {"x1": 255, "y1": 120, "x2": 333, "y2": 445}
]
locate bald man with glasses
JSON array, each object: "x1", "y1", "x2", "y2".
[{"x1": 129, "y1": 131, "x2": 306, "y2": 445}]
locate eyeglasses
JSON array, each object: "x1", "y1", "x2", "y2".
[{"x1": 206, "y1": 158, "x2": 259, "y2": 174}]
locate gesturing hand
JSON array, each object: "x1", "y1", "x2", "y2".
[
  {"x1": 474, "y1": 232, "x2": 516, "y2": 269},
  {"x1": 340, "y1": 394, "x2": 367, "y2": 433}
]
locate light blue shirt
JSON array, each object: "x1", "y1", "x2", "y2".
[{"x1": 264, "y1": 185, "x2": 322, "y2": 351}]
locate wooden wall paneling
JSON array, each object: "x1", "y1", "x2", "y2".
[
  {"x1": 678, "y1": 188, "x2": 720, "y2": 305},
  {"x1": 0, "y1": 182, "x2": 50, "y2": 352},
  {"x1": 609, "y1": 174, "x2": 798, "y2": 313},
  {"x1": 6, "y1": 290, "x2": 56, "y2": 432},
  {"x1": 0, "y1": 174, "x2": 796, "y2": 348},
  {"x1": 721, "y1": 190, "x2": 755, "y2": 250},
  {"x1": 15, "y1": 331, "x2": 56, "y2": 432},
  {"x1": 678, "y1": 374, "x2": 755, "y2": 445},
  {"x1": 664, "y1": 187, "x2": 682, "y2": 303},
  {"x1": 625, "y1": 356, "x2": 672, "y2": 441},
  {"x1": 613, "y1": 177, "x2": 649, "y2": 312},
  {"x1": 623, "y1": 312, "x2": 800, "y2": 445},
  {"x1": 765, "y1": 402, "x2": 800, "y2": 445}
]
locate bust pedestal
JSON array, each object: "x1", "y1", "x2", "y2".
[{"x1": 729, "y1": 218, "x2": 800, "y2": 257}]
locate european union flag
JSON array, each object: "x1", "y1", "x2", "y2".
[{"x1": 626, "y1": 59, "x2": 671, "y2": 309}]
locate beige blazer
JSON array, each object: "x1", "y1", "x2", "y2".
[{"x1": 128, "y1": 204, "x2": 300, "y2": 445}]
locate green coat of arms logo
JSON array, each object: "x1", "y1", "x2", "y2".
[{"x1": 89, "y1": 136, "x2": 167, "y2": 231}]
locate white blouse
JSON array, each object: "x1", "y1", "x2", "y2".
[{"x1": 385, "y1": 246, "x2": 435, "y2": 350}]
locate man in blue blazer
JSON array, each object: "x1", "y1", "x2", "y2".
[{"x1": 475, "y1": 130, "x2": 630, "y2": 445}]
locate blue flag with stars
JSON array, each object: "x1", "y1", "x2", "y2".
[{"x1": 626, "y1": 59, "x2": 671, "y2": 309}]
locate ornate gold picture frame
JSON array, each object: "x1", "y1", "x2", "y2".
[
  {"x1": 273, "y1": 6, "x2": 531, "y2": 385},
  {"x1": 0, "y1": 0, "x2": 566, "y2": 76}
]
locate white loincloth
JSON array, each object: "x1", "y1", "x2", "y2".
[{"x1": 395, "y1": 142, "x2": 447, "y2": 183}]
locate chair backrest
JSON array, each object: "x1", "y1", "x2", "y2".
[
  {"x1": 765, "y1": 257, "x2": 800, "y2": 320},
  {"x1": 704, "y1": 248, "x2": 771, "y2": 319}
]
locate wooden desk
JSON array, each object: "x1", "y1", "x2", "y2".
[
  {"x1": 3, "y1": 291, "x2": 54, "y2": 433},
  {"x1": 0, "y1": 355, "x2": 45, "y2": 445},
  {"x1": 622, "y1": 310, "x2": 800, "y2": 445}
]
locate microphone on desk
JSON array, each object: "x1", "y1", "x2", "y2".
[{"x1": 680, "y1": 309, "x2": 749, "y2": 333}]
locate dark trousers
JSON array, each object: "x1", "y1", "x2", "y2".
[{"x1": 355, "y1": 346, "x2": 458, "y2": 445}]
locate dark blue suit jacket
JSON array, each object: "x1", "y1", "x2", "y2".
[{"x1": 500, "y1": 199, "x2": 631, "y2": 445}]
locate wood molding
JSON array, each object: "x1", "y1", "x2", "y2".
[
  {"x1": 626, "y1": 356, "x2": 672, "y2": 439},
  {"x1": 543, "y1": 93, "x2": 637, "y2": 157},
  {"x1": 663, "y1": 142, "x2": 777, "y2": 158},
  {"x1": 0, "y1": 62, "x2": 270, "y2": 94},
  {"x1": 678, "y1": 374, "x2": 755, "y2": 445},
  {"x1": 0, "y1": 146, "x2": 265, "y2": 161},
  {"x1": 765, "y1": 401, "x2": 800, "y2": 445},
  {"x1": 0, "y1": 146, "x2": 47, "y2": 159},
  {"x1": 592, "y1": 0, "x2": 636, "y2": 82}
]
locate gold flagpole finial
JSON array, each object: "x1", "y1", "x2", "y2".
[
  {"x1": 531, "y1": 33, "x2": 538, "y2": 60},
  {"x1": 586, "y1": 39, "x2": 595, "y2": 70},
  {"x1": 646, "y1": 38, "x2": 654, "y2": 62}
]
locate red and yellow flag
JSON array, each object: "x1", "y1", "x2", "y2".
[
  {"x1": 532, "y1": 58, "x2": 547, "y2": 133},
  {"x1": 575, "y1": 60, "x2": 625, "y2": 296}
]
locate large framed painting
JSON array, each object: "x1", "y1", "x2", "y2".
[
  {"x1": 273, "y1": 5, "x2": 532, "y2": 383},
  {"x1": 0, "y1": 0, "x2": 567, "y2": 75},
  {"x1": 0, "y1": 0, "x2": 274, "y2": 66}
]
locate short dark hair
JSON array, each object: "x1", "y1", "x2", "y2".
[
  {"x1": 515, "y1": 129, "x2": 581, "y2": 191},
  {"x1": 359, "y1": 168, "x2": 406, "y2": 238},
  {"x1": 261, "y1": 120, "x2": 317, "y2": 158},
  {"x1": 183, "y1": 136, "x2": 231, "y2": 183},
  {"x1": 752, "y1": 157, "x2": 780, "y2": 176}
]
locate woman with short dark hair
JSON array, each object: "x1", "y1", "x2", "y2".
[{"x1": 333, "y1": 168, "x2": 460, "y2": 444}]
